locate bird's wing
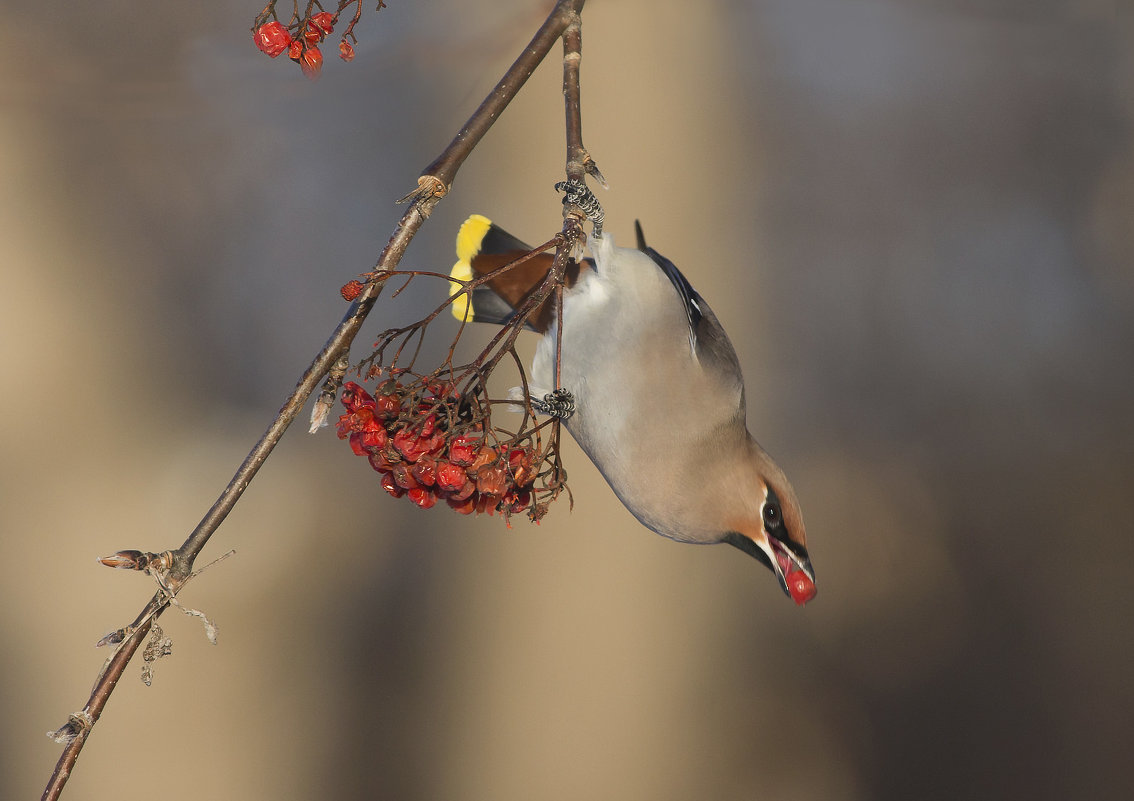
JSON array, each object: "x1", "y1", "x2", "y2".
[{"x1": 633, "y1": 222, "x2": 744, "y2": 396}]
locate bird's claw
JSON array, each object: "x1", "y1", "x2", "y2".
[
  {"x1": 555, "y1": 179, "x2": 605, "y2": 238},
  {"x1": 531, "y1": 388, "x2": 576, "y2": 420}
]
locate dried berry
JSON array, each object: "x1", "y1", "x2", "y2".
[
  {"x1": 254, "y1": 21, "x2": 292, "y2": 58},
  {"x1": 410, "y1": 455, "x2": 438, "y2": 487},
  {"x1": 380, "y1": 472, "x2": 405, "y2": 499},
  {"x1": 341, "y1": 280, "x2": 364, "y2": 301},
  {"x1": 475, "y1": 465, "x2": 508, "y2": 498},
  {"x1": 448, "y1": 434, "x2": 479, "y2": 466},
  {"x1": 311, "y1": 12, "x2": 336, "y2": 36},
  {"x1": 436, "y1": 461, "x2": 467, "y2": 493},
  {"x1": 299, "y1": 46, "x2": 323, "y2": 80},
  {"x1": 407, "y1": 487, "x2": 438, "y2": 509}
]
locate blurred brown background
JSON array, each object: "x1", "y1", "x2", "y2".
[{"x1": 3, "y1": 0, "x2": 1132, "y2": 799}]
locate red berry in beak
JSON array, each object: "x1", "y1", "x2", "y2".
[{"x1": 786, "y1": 568, "x2": 816, "y2": 606}]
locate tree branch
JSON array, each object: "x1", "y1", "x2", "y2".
[{"x1": 41, "y1": 2, "x2": 586, "y2": 798}]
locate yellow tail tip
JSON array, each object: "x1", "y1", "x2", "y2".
[{"x1": 449, "y1": 214, "x2": 492, "y2": 322}]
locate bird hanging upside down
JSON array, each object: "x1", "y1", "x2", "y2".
[{"x1": 450, "y1": 214, "x2": 816, "y2": 605}]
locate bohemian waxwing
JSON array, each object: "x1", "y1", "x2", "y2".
[{"x1": 449, "y1": 214, "x2": 816, "y2": 604}]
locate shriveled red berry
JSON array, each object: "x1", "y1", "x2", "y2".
[
  {"x1": 340, "y1": 280, "x2": 364, "y2": 301},
  {"x1": 448, "y1": 434, "x2": 479, "y2": 466},
  {"x1": 368, "y1": 450, "x2": 395, "y2": 473},
  {"x1": 468, "y1": 446, "x2": 499, "y2": 473},
  {"x1": 380, "y1": 472, "x2": 405, "y2": 498},
  {"x1": 340, "y1": 382, "x2": 375, "y2": 413},
  {"x1": 410, "y1": 454, "x2": 438, "y2": 487},
  {"x1": 392, "y1": 463, "x2": 419, "y2": 491},
  {"x1": 508, "y1": 448, "x2": 535, "y2": 486},
  {"x1": 254, "y1": 21, "x2": 292, "y2": 58},
  {"x1": 339, "y1": 39, "x2": 355, "y2": 62},
  {"x1": 288, "y1": 38, "x2": 303, "y2": 59},
  {"x1": 407, "y1": 487, "x2": 437, "y2": 509},
  {"x1": 311, "y1": 12, "x2": 336, "y2": 35},
  {"x1": 447, "y1": 494, "x2": 477, "y2": 515},
  {"x1": 393, "y1": 429, "x2": 422, "y2": 462},
  {"x1": 355, "y1": 427, "x2": 387, "y2": 452},
  {"x1": 375, "y1": 392, "x2": 400, "y2": 419},
  {"x1": 476, "y1": 465, "x2": 509, "y2": 498},
  {"x1": 418, "y1": 413, "x2": 438, "y2": 438},
  {"x1": 300, "y1": 46, "x2": 323, "y2": 80},
  {"x1": 348, "y1": 432, "x2": 369, "y2": 456},
  {"x1": 436, "y1": 461, "x2": 467, "y2": 493},
  {"x1": 475, "y1": 494, "x2": 498, "y2": 516},
  {"x1": 421, "y1": 430, "x2": 447, "y2": 457},
  {"x1": 504, "y1": 489, "x2": 531, "y2": 514},
  {"x1": 451, "y1": 478, "x2": 477, "y2": 502}
]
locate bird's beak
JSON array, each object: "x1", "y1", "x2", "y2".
[
  {"x1": 725, "y1": 530, "x2": 817, "y2": 606},
  {"x1": 765, "y1": 537, "x2": 816, "y2": 606}
]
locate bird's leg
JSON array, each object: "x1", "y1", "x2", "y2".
[
  {"x1": 530, "y1": 387, "x2": 576, "y2": 420},
  {"x1": 554, "y1": 179, "x2": 604, "y2": 238}
]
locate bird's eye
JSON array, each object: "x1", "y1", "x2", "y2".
[{"x1": 763, "y1": 502, "x2": 782, "y2": 531}]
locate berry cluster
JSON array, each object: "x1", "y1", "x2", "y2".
[
  {"x1": 336, "y1": 378, "x2": 554, "y2": 521},
  {"x1": 253, "y1": 9, "x2": 355, "y2": 79}
]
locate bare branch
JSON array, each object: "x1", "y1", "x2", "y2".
[{"x1": 41, "y1": 1, "x2": 588, "y2": 798}]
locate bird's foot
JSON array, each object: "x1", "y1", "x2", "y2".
[
  {"x1": 554, "y1": 179, "x2": 605, "y2": 239},
  {"x1": 530, "y1": 388, "x2": 576, "y2": 420}
]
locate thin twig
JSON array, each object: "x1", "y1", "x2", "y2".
[
  {"x1": 41, "y1": 2, "x2": 586, "y2": 799},
  {"x1": 417, "y1": 0, "x2": 586, "y2": 194}
]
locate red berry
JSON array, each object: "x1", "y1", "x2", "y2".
[
  {"x1": 254, "y1": 21, "x2": 292, "y2": 58},
  {"x1": 340, "y1": 280, "x2": 364, "y2": 301},
  {"x1": 357, "y1": 427, "x2": 387, "y2": 451},
  {"x1": 448, "y1": 434, "x2": 479, "y2": 466},
  {"x1": 449, "y1": 477, "x2": 477, "y2": 502},
  {"x1": 375, "y1": 393, "x2": 400, "y2": 420},
  {"x1": 436, "y1": 461, "x2": 467, "y2": 493},
  {"x1": 418, "y1": 413, "x2": 438, "y2": 438},
  {"x1": 368, "y1": 450, "x2": 394, "y2": 473},
  {"x1": 288, "y1": 39, "x2": 303, "y2": 59},
  {"x1": 468, "y1": 446, "x2": 498, "y2": 473},
  {"x1": 311, "y1": 12, "x2": 336, "y2": 35},
  {"x1": 407, "y1": 487, "x2": 437, "y2": 509},
  {"x1": 340, "y1": 382, "x2": 375, "y2": 413},
  {"x1": 476, "y1": 465, "x2": 509, "y2": 498},
  {"x1": 300, "y1": 46, "x2": 323, "y2": 80},
  {"x1": 447, "y1": 494, "x2": 477, "y2": 515},
  {"x1": 786, "y1": 568, "x2": 817, "y2": 606},
  {"x1": 410, "y1": 455, "x2": 438, "y2": 487},
  {"x1": 348, "y1": 432, "x2": 369, "y2": 457},
  {"x1": 393, "y1": 429, "x2": 421, "y2": 462},
  {"x1": 475, "y1": 494, "x2": 498, "y2": 516},
  {"x1": 380, "y1": 472, "x2": 405, "y2": 498},
  {"x1": 392, "y1": 463, "x2": 419, "y2": 491},
  {"x1": 505, "y1": 489, "x2": 531, "y2": 514},
  {"x1": 508, "y1": 448, "x2": 535, "y2": 486},
  {"x1": 421, "y1": 430, "x2": 447, "y2": 457},
  {"x1": 339, "y1": 40, "x2": 355, "y2": 62}
]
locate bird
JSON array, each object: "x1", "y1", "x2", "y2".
[{"x1": 449, "y1": 213, "x2": 816, "y2": 605}]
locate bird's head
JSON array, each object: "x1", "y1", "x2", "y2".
[{"x1": 723, "y1": 449, "x2": 816, "y2": 605}]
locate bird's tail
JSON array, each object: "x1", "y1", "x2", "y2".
[{"x1": 449, "y1": 215, "x2": 585, "y2": 333}]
